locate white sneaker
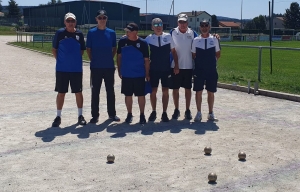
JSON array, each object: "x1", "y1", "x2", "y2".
[
  {"x1": 194, "y1": 111, "x2": 202, "y2": 121},
  {"x1": 207, "y1": 113, "x2": 218, "y2": 121}
]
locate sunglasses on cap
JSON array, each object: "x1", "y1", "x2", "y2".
[
  {"x1": 200, "y1": 24, "x2": 209, "y2": 27},
  {"x1": 66, "y1": 19, "x2": 76, "y2": 23},
  {"x1": 97, "y1": 16, "x2": 107, "y2": 20},
  {"x1": 178, "y1": 21, "x2": 187, "y2": 24},
  {"x1": 153, "y1": 23, "x2": 163, "y2": 27}
]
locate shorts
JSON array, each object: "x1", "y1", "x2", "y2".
[
  {"x1": 169, "y1": 69, "x2": 193, "y2": 89},
  {"x1": 150, "y1": 70, "x2": 170, "y2": 88},
  {"x1": 193, "y1": 71, "x2": 218, "y2": 93},
  {"x1": 55, "y1": 71, "x2": 83, "y2": 93},
  {"x1": 121, "y1": 77, "x2": 145, "y2": 96}
]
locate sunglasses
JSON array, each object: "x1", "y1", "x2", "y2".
[
  {"x1": 66, "y1": 20, "x2": 76, "y2": 23},
  {"x1": 97, "y1": 16, "x2": 107, "y2": 20},
  {"x1": 178, "y1": 21, "x2": 187, "y2": 24},
  {"x1": 153, "y1": 23, "x2": 163, "y2": 27},
  {"x1": 200, "y1": 24, "x2": 209, "y2": 27}
]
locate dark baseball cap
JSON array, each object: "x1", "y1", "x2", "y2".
[
  {"x1": 200, "y1": 19, "x2": 210, "y2": 25},
  {"x1": 124, "y1": 23, "x2": 139, "y2": 32},
  {"x1": 96, "y1": 10, "x2": 107, "y2": 17}
]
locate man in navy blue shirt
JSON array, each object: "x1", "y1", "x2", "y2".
[
  {"x1": 117, "y1": 23, "x2": 150, "y2": 124},
  {"x1": 86, "y1": 10, "x2": 120, "y2": 123},
  {"x1": 145, "y1": 18, "x2": 179, "y2": 122},
  {"x1": 51, "y1": 12, "x2": 87, "y2": 127}
]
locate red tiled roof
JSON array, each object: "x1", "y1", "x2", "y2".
[{"x1": 219, "y1": 21, "x2": 241, "y2": 27}]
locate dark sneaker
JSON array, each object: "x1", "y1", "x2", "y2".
[
  {"x1": 89, "y1": 117, "x2": 99, "y2": 124},
  {"x1": 172, "y1": 109, "x2": 180, "y2": 119},
  {"x1": 185, "y1": 109, "x2": 192, "y2": 120},
  {"x1": 109, "y1": 115, "x2": 120, "y2": 122},
  {"x1": 52, "y1": 116, "x2": 61, "y2": 127},
  {"x1": 139, "y1": 114, "x2": 146, "y2": 124},
  {"x1": 161, "y1": 112, "x2": 169, "y2": 122},
  {"x1": 125, "y1": 113, "x2": 133, "y2": 124},
  {"x1": 78, "y1": 115, "x2": 87, "y2": 125},
  {"x1": 148, "y1": 111, "x2": 157, "y2": 121}
]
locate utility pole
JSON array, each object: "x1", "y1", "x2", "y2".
[{"x1": 240, "y1": 0, "x2": 243, "y2": 35}]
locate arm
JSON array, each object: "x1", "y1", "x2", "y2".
[
  {"x1": 117, "y1": 54, "x2": 122, "y2": 79},
  {"x1": 216, "y1": 51, "x2": 221, "y2": 60},
  {"x1": 52, "y1": 48, "x2": 57, "y2": 59},
  {"x1": 144, "y1": 58, "x2": 150, "y2": 81},
  {"x1": 112, "y1": 47, "x2": 117, "y2": 58},
  {"x1": 81, "y1": 50, "x2": 84, "y2": 56},
  {"x1": 86, "y1": 48, "x2": 92, "y2": 61},
  {"x1": 215, "y1": 37, "x2": 221, "y2": 60},
  {"x1": 192, "y1": 53, "x2": 196, "y2": 60},
  {"x1": 171, "y1": 48, "x2": 179, "y2": 75}
]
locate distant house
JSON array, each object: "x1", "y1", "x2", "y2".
[
  {"x1": 266, "y1": 17, "x2": 285, "y2": 29},
  {"x1": 178, "y1": 11, "x2": 211, "y2": 31},
  {"x1": 219, "y1": 21, "x2": 241, "y2": 30}
]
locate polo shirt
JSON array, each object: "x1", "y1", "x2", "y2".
[
  {"x1": 86, "y1": 27, "x2": 116, "y2": 69},
  {"x1": 145, "y1": 32, "x2": 175, "y2": 72},
  {"x1": 52, "y1": 28, "x2": 85, "y2": 72},
  {"x1": 170, "y1": 27, "x2": 198, "y2": 69},
  {"x1": 117, "y1": 37, "x2": 149, "y2": 78},
  {"x1": 191, "y1": 34, "x2": 220, "y2": 72}
]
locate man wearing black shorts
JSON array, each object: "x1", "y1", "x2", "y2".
[
  {"x1": 117, "y1": 23, "x2": 150, "y2": 124},
  {"x1": 51, "y1": 12, "x2": 87, "y2": 127}
]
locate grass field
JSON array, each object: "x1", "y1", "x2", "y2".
[
  {"x1": 10, "y1": 40, "x2": 300, "y2": 95},
  {"x1": 0, "y1": 26, "x2": 17, "y2": 35}
]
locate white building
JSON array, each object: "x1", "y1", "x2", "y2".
[{"x1": 178, "y1": 11, "x2": 211, "y2": 31}]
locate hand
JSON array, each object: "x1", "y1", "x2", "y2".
[
  {"x1": 145, "y1": 75, "x2": 150, "y2": 82},
  {"x1": 173, "y1": 66, "x2": 179, "y2": 75},
  {"x1": 213, "y1": 33, "x2": 221, "y2": 40},
  {"x1": 118, "y1": 70, "x2": 122, "y2": 79}
]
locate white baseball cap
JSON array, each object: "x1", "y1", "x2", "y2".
[{"x1": 64, "y1": 12, "x2": 76, "y2": 20}]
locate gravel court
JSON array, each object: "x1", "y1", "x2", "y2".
[{"x1": 1, "y1": 35, "x2": 300, "y2": 192}]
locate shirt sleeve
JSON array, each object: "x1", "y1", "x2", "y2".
[
  {"x1": 214, "y1": 37, "x2": 220, "y2": 52},
  {"x1": 141, "y1": 40, "x2": 149, "y2": 58},
  {"x1": 86, "y1": 30, "x2": 91, "y2": 48},
  {"x1": 117, "y1": 39, "x2": 125, "y2": 54},
  {"x1": 169, "y1": 35, "x2": 175, "y2": 49},
  {"x1": 112, "y1": 31, "x2": 117, "y2": 47},
  {"x1": 191, "y1": 39, "x2": 196, "y2": 53},
  {"x1": 52, "y1": 31, "x2": 59, "y2": 49}
]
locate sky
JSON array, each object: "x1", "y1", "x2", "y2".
[{"x1": 2, "y1": 0, "x2": 298, "y2": 19}]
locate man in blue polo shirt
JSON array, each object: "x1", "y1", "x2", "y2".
[
  {"x1": 192, "y1": 19, "x2": 221, "y2": 121},
  {"x1": 51, "y1": 12, "x2": 87, "y2": 127},
  {"x1": 145, "y1": 18, "x2": 179, "y2": 122},
  {"x1": 86, "y1": 10, "x2": 120, "y2": 123},
  {"x1": 117, "y1": 23, "x2": 150, "y2": 124}
]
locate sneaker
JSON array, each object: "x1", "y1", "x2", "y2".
[
  {"x1": 109, "y1": 115, "x2": 120, "y2": 122},
  {"x1": 125, "y1": 113, "x2": 133, "y2": 124},
  {"x1": 148, "y1": 111, "x2": 157, "y2": 121},
  {"x1": 184, "y1": 109, "x2": 192, "y2": 120},
  {"x1": 139, "y1": 114, "x2": 147, "y2": 124},
  {"x1": 89, "y1": 117, "x2": 99, "y2": 124},
  {"x1": 52, "y1": 116, "x2": 61, "y2": 127},
  {"x1": 194, "y1": 111, "x2": 202, "y2": 121},
  {"x1": 207, "y1": 113, "x2": 218, "y2": 121},
  {"x1": 172, "y1": 109, "x2": 180, "y2": 119},
  {"x1": 161, "y1": 112, "x2": 169, "y2": 122},
  {"x1": 78, "y1": 115, "x2": 87, "y2": 125}
]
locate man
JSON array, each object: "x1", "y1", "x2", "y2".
[
  {"x1": 169, "y1": 14, "x2": 198, "y2": 120},
  {"x1": 145, "y1": 18, "x2": 179, "y2": 122},
  {"x1": 51, "y1": 12, "x2": 87, "y2": 127},
  {"x1": 86, "y1": 10, "x2": 120, "y2": 123},
  {"x1": 191, "y1": 19, "x2": 221, "y2": 121},
  {"x1": 117, "y1": 23, "x2": 150, "y2": 124}
]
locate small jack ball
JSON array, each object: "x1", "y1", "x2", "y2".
[
  {"x1": 204, "y1": 147, "x2": 212, "y2": 154},
  {"x1": 208, "y1": 173, "x2": 217, "y2": 182},
  {"x1": 107, "y1": 154, "x2": 115, "y2": 162},
  {"x1": 238, "y1": 152, "x2": 246, "y2": 160}
]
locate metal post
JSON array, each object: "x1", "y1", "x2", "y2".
[
  {"x1": 121, "y1": 1, "x2": 123, "y2": 28},
  {"x1": 258, "y1": 47, "x2": 262, "y2": 82},
  {"x1": 42, "y1": 35, "x2": 44, "y2": 48},
  {"x1": 26, "y1": 33, "x2": 27, "y2": 45}
]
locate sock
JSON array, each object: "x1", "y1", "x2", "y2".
[
  {"x1": 78, "y1": 108, "x2": 83, "y2": 116},
  {"x1": 57, "y1": 110, "x2": 62, "y2": 117}
]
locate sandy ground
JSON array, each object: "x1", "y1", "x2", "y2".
[{"x1": 0, "y1": 35, "x2": 300, "y2": 192}]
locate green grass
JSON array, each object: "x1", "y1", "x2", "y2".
[
  {"x1": 0, "y1": 26, "x2": 17, "y2": 35},
  {"x1": 10, "y1": 40, "x2": 300, "y2": 95}
]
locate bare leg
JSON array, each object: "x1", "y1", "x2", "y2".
[
  {"x1": 162, "y1": 87, "x2": 169, "y2": 112},
  {"x1": 125, "y1": 96, "x2": 133, "y2": 113},
  {"x1": 138, "y1": 96, "x2": 146, "y2": 114},
  {"x1": 207, "y1": 91, "x2": 215, "y2": 113},
  {"x1": 56, "y1": 93, "x2": 66, "y2": 110},
  {"x1": 75, "y1": 92, "x2": 83, "y2": 108},
  {"x1": 172, "y1": 89, "x2": 179, "y2": 109},
  {"x1": 185, "y1": 88, "x2": 192, "y2": 110},
  {"x1": 150, "y1": 87, "x2": 158, "y2": 111},
  {"x1": 195, "y1": 91, "x2": 203, "y2": 112}
]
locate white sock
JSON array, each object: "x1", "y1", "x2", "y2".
[
  {"x1": 57, "y1": 110, "x2": 62, "y2": 117},
  {"x1": 78, "y1": 108, "x2": 83, "y2": 116}
]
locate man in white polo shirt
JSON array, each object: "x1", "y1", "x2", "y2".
[{"x1": 169, "y1": 13, "x2": 198, "y2": 120}]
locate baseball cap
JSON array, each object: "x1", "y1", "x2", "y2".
[
  {"x1": 64, "y1": 12, "x2": 76, "y2": 20},
  {"x1": 124, "y1": 23, "x2": 139, "y2": 32},
  {"x1": 96, "y1": 10, "x2": 107, "y2": 17},
  {"x1": 200, "y1": 19, "x2": 210, "y2": 25},
  {"x1": 152, "y1": 18, "x2": 163, "y2": 25},
  {"x1": 178, "y1": 14, "x2": 188, "y2": 21}
]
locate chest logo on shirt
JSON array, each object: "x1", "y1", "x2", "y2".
[
  {"x1": 163, "y1": 37, "x2": 168, "y2": 42},
  {"x1": 187, "y1": 35, "x2": 192, "y2": 39},
  {"x1": 65, "y1": 36, "x2": 67, "y2": 39},
  {"x1": 76, "y1": 35, "x2": 79, "y2": 41},
  {"x1": 136, "y1": 43, "x2": 140, "y2": 48},
  {"x1": 209, "y1": 41, "x2": 214, "y2": 45}
]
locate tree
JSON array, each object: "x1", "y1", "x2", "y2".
[
  {"x1": 7, "y1": 0, "x2": 20, "y2": 17},
  {"x1": 57, "y1": 0, "x2": 62, "y2": 3},
  {"x1": 283, "y1": 2, "x2": 300, "y2": 29},
  {"x1": 244, "y1": 20, "x2": 256, "y2": 30},
  {"x1": 0, "y1": 0, "x2": 3, "y2": 12},
  {"x1": 39, "y1": 0, "x2": 61, "y2": 6},
  {"x1": 252, "y1": 15, "x2": 266, "y2": 31},
  {"x1": 211, "y1": 15, "x2": 219, "y2": 27}
]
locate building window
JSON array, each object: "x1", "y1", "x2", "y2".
[
  {"x1": 190, "y1": 18, "x2": 192, "y2": 22},
  {"x1": 197, "y1": 18, "x2": 199, "y2": 22}
]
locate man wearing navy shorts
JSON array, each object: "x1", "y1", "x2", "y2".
[
  {"x1": 117, "y1": 23, "x2": 150, "y2": 124},
  {"x1": 51, "y1": 12, "x2": 87, "y2": 127},
  {"x1": 145, "y1": 18, "x2": 179, "y2": 122},
  {"x1": 192, "y1": 19, "x2": 221, "y2": 121},
  {"x1": 86, "y1": 10, "x2": 120, "y2": 123}
]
